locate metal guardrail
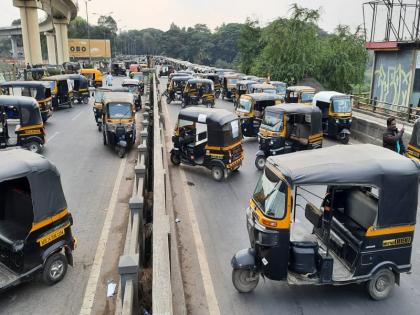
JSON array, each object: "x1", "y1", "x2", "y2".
[
  {"x1": 116, "y1": 73, "x2": 173, "y2": 315},
  {"x1": 353, "y1": 94, "x2": 420, "y2": 123}
]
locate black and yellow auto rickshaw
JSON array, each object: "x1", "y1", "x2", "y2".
[
  {"x1": 270, "y1": 81, "x2": 287, "y2": 98},
  {"x1": 111, "y1": 62, "x2": 126, "y2": 76},
  {"x1": 63, "y1": 61, "x2": 81, "y2": 74},
  {"x1": 129, "y1": 72, "x2": 145, "y2": 94},
  {"x1": 170, "y1": 107, "x2": 243, "y2": 181},
  {"x1": 200, "y1": 73, "x2": 222, "y2": 99},
  {"x1": 313, "y1": 91, "x2": 352, "y2": 144},
  {"x1": 0, "y1": 95, "x2": 45, "y2": 153},
  {"x1": 0, "y1": 149, "x2": 76, "y2": 291},
  {"x1": 166, "y1": 76, "x2": 191, "y2": 104},
  {"x1": 80, "y1": 68, "x2": 103, "y2": 88},
  {"x1": 222, "y1": 74, "x2": 240, "y2": 100},
  {"x1": 407, "y1": 118, "x2": 420, "y2": 161},
  {"x1": 102, "y1": 92, "x2": 136, "y2": 158},
  {"x1": 182, "y1": 78, "x2": 215, "y2": 108},
  {"x1": 93, "y1": 87, "x2": 129, "y2": 131},
  {"x1": 68, "y1": 74, "x2": 90, "y2": 104},
  {"x1": 285, "y1": 86, "x2": 316, "y2": 104},
  {"x1": 0, "y1": 81, "x2": 53, "y2": 122},
  {"x1": 250, "y1": 83, "x2": 277, "y2": 94},
  {"x1": 42, "y1": 75, "x2": 74, "y2": 109},
  {"x1": 236, "y1": 93, "x2": 282, "y2": 137},
  {"x1": 122, "y1": 79, "x2": 142, "y2": 110},
  {"x1": 232, "y1": 144, "x2": 419, "y2": 300},
  {"x1": 233, "y1": 80, "x2": 257, "y2": 108},
  {"x1": 255, "y1": 104, "x2": 323, "y2": 170}
]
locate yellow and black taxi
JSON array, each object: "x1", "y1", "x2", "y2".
[
  {"x1": 0, "y1": 81, "x2": 53, "y2": 122},
  {"x1": 0, "y1": 149, "x2": 76, "y2": 291},
  {"x1": 182, "y1": 78, "x2": 215, "y2": 108},
  {"x1": 313, "y1": 91, "x2": 352, "y2": 144},
  {"x1": 0, "y1": 95, "x2": 45, "y2": 153},
  {"x1": 122, "y1": 78, "x2": 142, "y2": 110},
  {"x1": 285, "y1": 85, "x2": 316, "y2": 104},
  {"x1": 68, "y1": 74, "x2": 90, "y2": 104},
  {"x1": 407, "y1": 118, "x2": 419, "y2": 161},
  {"x1": 93, "y1": 87, "x2": 129, "y2": 131},
  {"x1": 41, "y1": 75, "x2": 74, "y2": 110},
  {"x1": 232, "y1": 144, "x2": 419, "y2": 300},
  {"x1": 170, "y1": 107, "x2": 243, "y2": 181},
  {"x1": 233, "y1": 80, "x2": 257, "y2": 108},
  {"x1": 255, "y1": 104, "x2": 323, "y2": 170},
  {"x1": 80, "y1": 68, "x2": 103, "y2": 88}
]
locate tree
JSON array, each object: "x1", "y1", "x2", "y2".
[{"x1": 238, "y1": 19, "x2": 262, "y2": 74}]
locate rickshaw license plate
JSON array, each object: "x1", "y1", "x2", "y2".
[{"x1": 38, "y1": 228, "x2": 65, "y2": 246}]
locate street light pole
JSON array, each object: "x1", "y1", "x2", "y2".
[{"x1": 85, "y1": 0, "x2": 91, "y2": 64}]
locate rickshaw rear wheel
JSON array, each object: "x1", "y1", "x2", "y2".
[
  {"x1": 42, "y1": 252, "x2": 68, "y2": 285},
  {"x1": 255, "y1": 156, "x2": 266, "y2": 171},
  {"x1": 118, "y1": 147, "x2": 125, "y2": 158},
  {"x1": 340, "y1": 134, "x2": 350, "y2": 144},
  {"x1": 83, "y1": 97, "x2": 89, "y2": 104},
  {"x1": 170, "y1": 152, "x2": 181, "y2": 165},
  {"x1": 211, "y1": 165, "x2": 224, "y2": 181},
  {"x1": 366, "y1": 268, "x2": 395, "y2": 300},
  {"x1": 25, "y1": 141, "x2": 42, "y2": 153},
  {"x1": 232, "y1": 268, "x2": 259, "y2": 293}
]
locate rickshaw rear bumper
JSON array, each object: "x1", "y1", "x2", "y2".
[{"x1": 231, "y1": 248, "x2": 257, "y2": 270}]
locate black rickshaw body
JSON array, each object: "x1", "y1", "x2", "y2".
[
  {"x1": 0, "y1": 96, "x2": 45, "y2": 153},
  {"x1": 0, "y1": 81, "x2": 53, "y2": 122},
  {"x1": 313, "y1": 91, "x2": 352, "y2": 143},
  {"x1": 222, "y1": 74, "x2": 240, "y2": 100},
  {"x1": 250, "y1": 83, "x2": 277, "y2": 95},
  {"x1": 285, "y1": 86, "x2": 316, "y2": 104},
  {"x1": 129, "y1": 72, "x2": 145, "y2": 94},
  {"x1": 0, "y1": 149, "x2": 75, "y2": 291},
  {"x1": 102, "y1": 92, "x2": 136, "y2": 156},
  {"x1": 68, "y1": 74, "x2": 90, "y2": 104},
  {"x1": 63, "y1": 62, "x2": 81, "y2": 74},
  {"x1": 122, "y1": 79, "x2": 142, "y2": 110},
  {"x1": 93, "y1": 87, "x2": 129, "y2": 129},
  {"x1": 407, "y1": 118, "x2": 420, "y2": 161},
  {"x1": 171, "y1": 107, "x2": 244, "y2": 180},
  {"x1": 111, "y1": 62, "x2": 126, "y2": 76},
  {"x1": 256, "y1": 104, "x2": 323, "y2": 166},
  {"x1": 200, "y1": 74, "x2": 222, "y2": 98},
  {"x1": 41, "y1": 75, "x2": 74, "y2": 110},
  {"x1": 233, "y1": 144, "x2": 419, "y2": 298},
  {"x1": 183, "y1": 79, "x2": 215, "y2": 107},
  {"x1": 233, "y1": 80, "x2": 257, "y2": 107},
  {"x1": 236, "y1": 93, "x2": 282, "y2": 137},
  {"x1": 167, "y1": 76, "x2": 192, "y2": 104}
]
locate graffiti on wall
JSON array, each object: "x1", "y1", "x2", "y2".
[{"x1": 371, "y1": 50, "x2": 413, "y2": 107}]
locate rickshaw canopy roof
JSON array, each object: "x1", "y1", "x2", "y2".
[
  {"x1": 187, "y1": 78, "x2": 213, "y2": 85},
  {"x1": 410, "y1": 118, "x2": 420, "y2": 146},
  {"x1": 313, "y1": 91, "x2": 349, "y2": 104},
  {"x1": 178, "y1": 107, "x2": 237, "y2": 127},
  {"x1": 267, "y1": 144, "x2": 419, "y2": 227},
  {"x1": 0, "y1": 95, "x2": 43, "y2": 126},
  {"x1": 251, "y1": 83, "x2": 276, "y2": 89},
  {"x1": 243, "y1": 93, "x2": 283, "y2": 102},
  {"x1": 0, "y1": 95, "x2": 38, "y2": 108},
  {"x1": 0, "y1": 149, "x2": 67, "y2": 223},
  {"x1": 41, "y1": 74, "x2": 71, "y2": 82},
  {"x1": 80, "y1": 68, "x2": 102, "y2": 75},
  {"x1": 270, "y1": 81, "x2": 287, "y2": 86},
  {"x1": 237, "y1": 80, "x2": 257, "y2": 86},
  {"x1": 103, "y1": 92, "x2": 134, "y2": 104},
  {"x1": 122, "y1": 79, "x2": 140, "y2": 86},
  {"x1": 287, "y1": 85, "x2": 316, "y2": 92},
  {"x1": 0, "y1": 81, "x2": 51, "y2": 89},
  {"x1": 172, "y1": 76, "x2": 192, "y2": 82}
]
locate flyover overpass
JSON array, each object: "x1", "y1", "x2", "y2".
[{"x1": 0, "y1": 0, "x2": 78, "y2": 65}]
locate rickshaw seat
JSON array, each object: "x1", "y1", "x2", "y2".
[
  {"x1": 344, "y1": 190, "x2": 377, "y2": 230},
  {"x1": 0, "y1": 221, "x2": 27, "y2": 248}
]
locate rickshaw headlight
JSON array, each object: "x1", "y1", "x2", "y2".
[
  {"x1": 349, "y1": 118, "x2": 352, "y2": 123},
  {"x1": 269, "y1": 140, "x2": 274, "y2": 146},
  {"x1": 335, "y1": 119, "x2": 339, "y2": 123}
]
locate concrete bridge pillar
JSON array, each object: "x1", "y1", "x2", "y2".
[
  {"x1": 54, "y1": 18, "x2": 69, "y2": 64},
  {"x1": 13, "y1": 0, "x2": 43, "y2": 65},
  {"x1": 45, "y1": 31, "x2": 57, "y2": 64}
]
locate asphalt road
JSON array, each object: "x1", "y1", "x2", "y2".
[
  {"x1": 0, "y1": 77, "x2": 132, "y2": 315},
  {"x1": 161, "y1": 77, "x2": 420, "y2": 315}
]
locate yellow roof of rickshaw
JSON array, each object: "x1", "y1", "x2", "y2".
[{"x1": 287, "y1": 85, "x2": 315, "y2": 92}]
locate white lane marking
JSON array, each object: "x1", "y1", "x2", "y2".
[
  {"x1": 164, "y1": 99, "x2": 221, "y2": 314},
  {"x1": 71, "y1": 111, "x2": 83, "y2": 121},
  {"x1": 47, "y1": 131, "x2": 59, "y2": 142},
  {"x1": 79, "y1": 157, "x2": 127, "y2": 315}
]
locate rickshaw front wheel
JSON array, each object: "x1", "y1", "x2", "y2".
[
  {"x1": 366, "y1": 268, "x2": 395, "y2": 300},
  {"x1": 232, "y1": 268, "x2": 259, "y2": 293},
  {"x1": 42, "y1": 252, "x2": 68, "y2": 285},
  {"x1": 170, "y1": 152, "x2": 181, "y2": 165},
  {"x1": 211, "y1": 165, "x2": 224, "y2": 181},
  {"x1": 25, "y1": 141, "x2": 42, "y2": 153},
  {"x1": 255, "y1": 156, "x2": 266, "y2": 171},
  {"x1": 83, "y1": 97, "x2": 89, "y2": 104}
]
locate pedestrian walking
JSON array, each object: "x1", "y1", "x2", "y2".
[
  {"x1": 105, "y1": 72, "x2": 113, "y2": 86},
  {"x1": 383, "y1": 117, "x2": 406, "y2": 154}
]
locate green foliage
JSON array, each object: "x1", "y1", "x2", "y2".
[{"x1": 238, "y1": 19, "x2": 262, "y2": 74}]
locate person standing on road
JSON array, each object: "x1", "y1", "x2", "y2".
[
  {"x1": 383, "y1": 117, "x2": 406, "y2": 154},
  {"x1": 105, "y1": 72, "x2": 113, "y2": 86}
]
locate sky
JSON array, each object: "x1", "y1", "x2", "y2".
[{"x1": 1, "y1": 0, "x2": 368, "y2": 33}]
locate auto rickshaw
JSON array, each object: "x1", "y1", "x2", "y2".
[
  {"x1": 80, "y1": 68, "x2": 103, "y2": 88},
  {"x1": 236, "y1": 93, "x2": 283, "y2": 137},
  {"x1": 63, "y1": 61, "x2": 81, "y2": 74},
  {"x1": 199, "y1": 73, "x2": 222, "y2": 99},
  {"x1": 0, "y1": 95, "x2": 45, "y2": 153},
  {"x1": 170, "y1": 107, "x2": 243, "y2": 181},
  {"x1": 68, "y1": 74, "x2": 90, "y2": 104},
  {"x1": 255, "y1": 104, "x2": 323, "y2": 170},
  {"x1": 233, "y1": 80, "x2": 257, "y2": 108},
  {"x1": 222, "y1": 74, "x2": 240, "y2": 100},
  {"x1": 0, "y1": 149, "x2": 76, "y2": 291},
  {"x1": 312, "y1": 91, "x2": 352, "y2": 144},
  {"x1": 232, "y1": 144, "x2": 419, "y2": 301},
  {"x1": 270, "y1": 81, "x2": 287, "y2": 98},
  {"x1": 250, "y1": 83, "x2": 277, "y2": 94},
  {"x1": 0, "y1": 81, "x2": 53, "y2": 122},
  {"x1": 285, "y1": 86, "x2": 316, "y2": 104},
  {"x1": 102, "y1": 92, "x2": 136, "y2": 158},
  {"x1": 122, "y1": 79, "x2": 142, "y2": 110},
  {"x1": 129, "y1": 72, "x2": 145, "y2": 94},
  {"x1": 166, "y1": 76, "x2": 191, "y2": 104},
  {"x1": 42, "y1": 75, "x2": 73, "y2": 109},
  {"x1": 93, "y1": 87, "x2": 129, "y2": 131},
  {"x1": 182, "y1": 79, "x2": 215, "y2": 108},
  {"x1": 407, "y1": 118, "x2": 420, "y2": 161},
  {"x1": 111, "y1": 62, "x2": 126, "y2": 76}
]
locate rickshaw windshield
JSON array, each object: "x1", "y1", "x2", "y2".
[
  {"x1": 107, "y1": 103, "x2": 132, "y2": 119},
  {"x1": 95, "y1": 91, "x2": 104, "y2": 102},
  {"x1": 275, "y1": 85, "x2": 286, "y2": 94},
  {"x1": 301, "y1": 92, "x2": 315, "y2": 103},
  {"x1": 263, "y1": 89, "x2": 276, "y2": 94},
  {"x1": 253, "y1": 170, "x2": 287, "y2": 219},
  {"x1": 133, "y1": 74, "x2": 144, "y2": 81},
  {"x1": 237, "y1": 98, "x2": 252, "y2": 113},
  {"x1": 332, "y1": 97, "x2": 352, "y2": 113},
  {"x1": 261, "y1": 111, "x2": 283, "y2": 132},
  {"x1": 125, "y1": 85, "x2": 139, "y2": 93}
]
